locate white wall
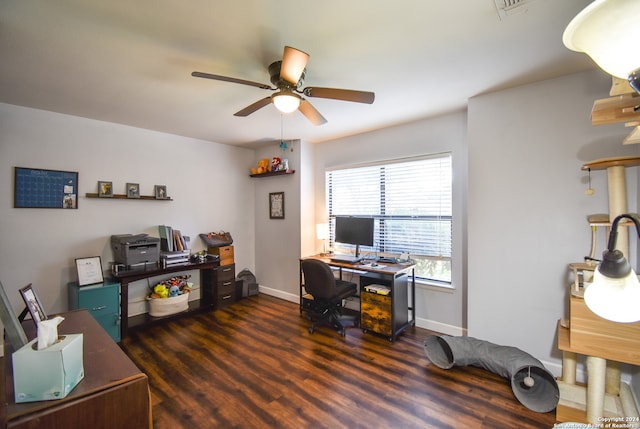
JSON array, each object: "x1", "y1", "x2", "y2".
[
  {"x1": 467, "y1": 69, "x2": 640, "y2": 374},
  {"x1": 0, "y1": 103, "x2": 255, "y2": 318},
  {"x1": 309, "y1": 111, "x2": 468, "y2": 335},
  {"x1": 252, "y1": 141, "x2": 304, "y2": 301}
]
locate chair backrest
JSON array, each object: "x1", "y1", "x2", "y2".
[{"x1": 300, "y1": 259, "x2": 337, "y2": 300}]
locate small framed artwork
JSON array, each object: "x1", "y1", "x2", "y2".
[
  {"x1": 75, "y1": 256, "x2": 104, "y2": 286},
  {"x1": 126, "y1": 183, "x2": 140, "y2": 198},
  {"x1": 269, "y1": 192, "x2": 285, "y2": 219},
  {"x1": 19, "y1": 284, "x2": 48, "y2": 327},
  {"x1": 98, "y1": 181, "x2": 113, "y2": 197},
  {"x1": 155, "y1": 185, "x2": 167, "y2": 199}
]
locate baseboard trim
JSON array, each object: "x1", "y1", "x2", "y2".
[
  {"x1": 259, "y1": 286, "x2": 467, "y2": 337},
  {"x1": 416, "y1": 317, "x2": 465, "y2": 337},
  {"x1": 259, "y1": 286, "x2": 298, "y2": 303}
]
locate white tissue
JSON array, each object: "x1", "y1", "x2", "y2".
[{"x1": 36, "y1": 316, "x2": 65, "y2": 350}]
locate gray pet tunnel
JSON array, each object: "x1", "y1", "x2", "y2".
[{"x1": 423, "y1": 335, "x2": 559, "y2": 413}]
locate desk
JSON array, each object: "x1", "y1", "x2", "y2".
[
  {"x1": 2, "y1": 309, "x2": 151, "y2": 429},
  {"x1": 300, "y1": 254, "x2": 415, "y2": 341},
  {"x1": 111, "y1": 260, "x2": 219, "y2": 337}
]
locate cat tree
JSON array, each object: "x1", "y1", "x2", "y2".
[{"x1": 557, "y1": 156, "x2": 640, "y2": 424}]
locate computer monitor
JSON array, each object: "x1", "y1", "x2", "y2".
[{"x1": 334, "y1": 216, "x2": 374, "y2": 258}]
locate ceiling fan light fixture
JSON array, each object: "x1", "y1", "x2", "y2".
[
  {"x1": 273, "y1": 92, "x2": 301, "y2": 113},
  {"x1": 563, "y1": 0, "x2": 640, "y2": 82}
]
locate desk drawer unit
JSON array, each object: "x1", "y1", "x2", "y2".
[
  {"x1": 361, "y1": 290, "x2": 392, "y2": 337},
  {"x1": 216, "y1": 263, "x2": 236, "y2": 309},
  {"x1": 68, "y1": 280, "x2": 121, "y2": 342},
  {"x1": 360, "y1": 274, "x2": 409, "y2": 341}
]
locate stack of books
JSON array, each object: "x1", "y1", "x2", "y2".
[
  {"x1": 159, "y1": 225, "x2": 190, "y2": 267},
  {"x1": 158, "y1": 225, "x2": 190, "y2": 252}
]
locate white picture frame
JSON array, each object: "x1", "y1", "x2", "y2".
[{"x1": 75, "y1": 256, "x2": 104, "y2": 286}]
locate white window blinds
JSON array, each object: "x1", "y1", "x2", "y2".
[{"x1": 326, "y1": 153, "x2": 452, "y2": 281}]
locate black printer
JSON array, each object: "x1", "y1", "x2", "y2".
[{"x1": 111, "y1": 234, "x2": 160, "y2": 268}]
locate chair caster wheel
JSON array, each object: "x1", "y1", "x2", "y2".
[{"x1": 309, "y1": 327, "x2": 314, "y2": 334}]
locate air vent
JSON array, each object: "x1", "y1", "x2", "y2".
[{"x1": 494, "y1": 0, "x2": 537, "y2": 20}]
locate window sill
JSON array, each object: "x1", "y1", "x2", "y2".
[{"x1": 415, "y1": 278, "x2": 455, "y2": 293}]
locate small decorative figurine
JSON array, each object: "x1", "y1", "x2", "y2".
[{"x1": 271, "y1": 156, "x2": 282, "y2": 172}]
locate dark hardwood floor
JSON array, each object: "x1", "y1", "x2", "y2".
[{"x1": 120, "y1": 294, "x2": 557, "y2": 428}]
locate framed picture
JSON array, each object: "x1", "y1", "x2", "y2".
[
  {"x1": 126, "y1": 182, "x2": 140, "y2": 198},
  {"x1": 0, "y1": 280, "x2": 28, "y2": 349},
  {"x1": 155, "y1": 185, "x2": 167, "y2": 199},
  {"x1": 98, "y1": 181, "x2": 113, "y2": 197},
  {"x1": 269, "y1": 192, "x2": 285, "y2": 219},
  {"x1": 75, "y1": 256, "x2": 104, "y2": 286},
  {"x1": 19, "y1": 284, "x2": 48, "y2": 327},
  {"x1": 14, "y1": 167, "x2": 78, "y2": 209}
]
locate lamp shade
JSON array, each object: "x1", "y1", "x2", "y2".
[
  {"x1": 316, "y1": 223, "x2": 329, "y2": 240},
  {"x1": 272, "y1": 92, "x2": 301, "y2": 113},
  {"x1": 584, "y1": 267, "x2": 640, "y2": 323},
  {"x1": 562, "y1": 0, "x2": 640, "y2": 80}
]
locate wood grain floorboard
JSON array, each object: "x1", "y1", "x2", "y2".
[{"x1": 120, "y1": 294, "x2": 558, "y2": 428}]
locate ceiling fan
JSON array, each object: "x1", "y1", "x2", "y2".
[{"x1": 191, "y1": 46, "x2": 375, "y2": 126}]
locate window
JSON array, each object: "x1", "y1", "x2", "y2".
[{"x1": 326, "y1": 153, "x2": 452, "y2": 283}]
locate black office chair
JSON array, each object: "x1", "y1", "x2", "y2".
[{"x1": 300, "y1": 259, "x2": 358, "y2": 336}]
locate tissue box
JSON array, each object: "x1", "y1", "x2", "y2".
[{"x1": 12, "y1": 334, "x2": 84, "y2": 403}]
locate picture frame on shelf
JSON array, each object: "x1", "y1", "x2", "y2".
[
  {"x1": 19, "y1": 284, "x2": 48, "y2": 327},
  {"x1": 75, "y1": 256, "x2": 104, "y2": 286},
  {"x1": 126, "y1": 182, "x2": 140, "y2": 198},
  {"x1": 269, "y1": 192, "x2": 285, "y2": 219},
  {"x1": 154, "y1": 185, "x2": 167, "y2": 199},
  {"x1": 98, "y1": 181, "x2": 113, "y2": 197}
]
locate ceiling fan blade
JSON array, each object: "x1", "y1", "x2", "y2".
[
  {"x1": 192, "y1": 71, "x2": 272, "y2": 90},
  {"x1": 280, "y1": 46, "x2": 309, "y2": 86},
  {"x1": 234, "y1": 97, "x2": 273, "y2": 117},
  {"x1": 303, "y1": 87, "x2": 375, "y2": 104},
  {"x1": 298, "y1": 99, "x2": 327, "y2": 126}
]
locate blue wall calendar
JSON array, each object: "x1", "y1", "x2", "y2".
[{"x1": 14, "y1": 167, "x2": 78, "y2": 209}]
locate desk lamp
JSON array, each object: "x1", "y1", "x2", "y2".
[
  {"x1": 563, "y1": 0, "x2": 640, "y2": 94},
  {"x1": 584, "y1": 213, "x2": 640, "y2": 323},
  {"x1": 316, "y1": 223, "x2": 329, "y2": 255}
]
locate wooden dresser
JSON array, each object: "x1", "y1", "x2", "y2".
[{"x1": 1, "y1": 309, "x2": 151, "y2": 429}]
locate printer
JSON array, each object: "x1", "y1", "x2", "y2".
[{"x1": 111, "y1": 234, "x2": 160, "y2": 268}]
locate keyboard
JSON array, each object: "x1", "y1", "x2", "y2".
[{"x1": 330, "y1": 255, "x2": 362, "y2": 264}]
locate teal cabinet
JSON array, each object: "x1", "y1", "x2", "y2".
[{"x1": 68, "y1": 280, "x2": 121, "y2": 342}]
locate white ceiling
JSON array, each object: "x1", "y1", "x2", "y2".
[{"x1": 0, "y1": 0, "x2": 597, "y2": 147}]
